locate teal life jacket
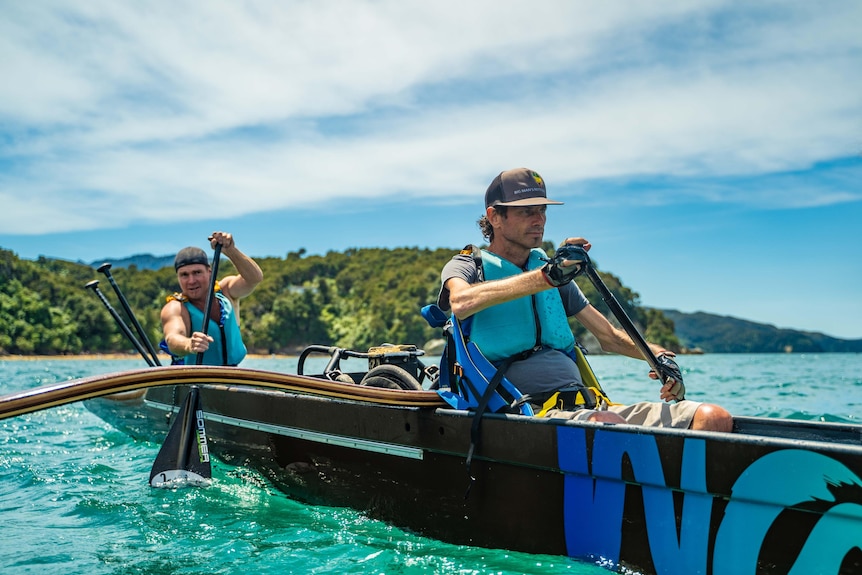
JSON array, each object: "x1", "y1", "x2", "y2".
[
  {"x1": 181, "y1": 292, "x2": 247, "y2": 366},
  {"x1": 468, "y1": 248, "x2": 575, "y2": 362}
]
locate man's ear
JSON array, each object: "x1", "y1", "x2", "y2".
[{"x1": 486, "y1": 206, "x2": 500, "y2": 225}]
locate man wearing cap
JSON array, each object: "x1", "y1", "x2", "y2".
[
  {"x1": 437, "y1": 168, "x2": 732, "y2": 431},
  {"x1": 160, "y1": 231, "x2": 264, "y2": 366}
]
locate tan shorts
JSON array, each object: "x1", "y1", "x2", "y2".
[{"x1": 539, "y1": 400, "x2": 701, "y2": 429}]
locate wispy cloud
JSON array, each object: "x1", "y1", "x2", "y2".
[{"x1": 1, "y1": 1, "x2": 860, "y2": 234}]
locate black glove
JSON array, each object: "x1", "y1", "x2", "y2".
[
  {"x1": 541, "y1": 244, "x2": 590, "y2": 287},
  {"x1": 656, "y1": 353, "x2": 686, "y2": 401}
]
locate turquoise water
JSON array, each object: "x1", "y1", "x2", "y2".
[{"x1": 1, "y1": 353, "x2": 860, "y2": 574}]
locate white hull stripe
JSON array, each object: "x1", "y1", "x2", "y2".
[{"x1": 146, "y1": 399, "x2": 424, "y2": 460}]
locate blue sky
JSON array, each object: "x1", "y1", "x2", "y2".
[{"x1": 1, "y1": 2, "x2": 860, "y2": 339}]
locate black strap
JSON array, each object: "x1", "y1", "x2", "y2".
[
  {"x1": 456, "y1": 245, "x2": 528, "y2": 497},
  {"x1": 463, "y1": 355, "x2": 517, "y2": 499},
  {"x1": 444, "y1": 323, "x2": 459, "y2": 395},
  {"x1": 219, "y1": 325, "x2": 228, "y2": 366},
  {"x1": 466, "y1": 244, "x2": 484, "y2": 282}
]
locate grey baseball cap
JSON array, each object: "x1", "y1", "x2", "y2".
[{"x1": 484, "y1": 168, "x2": 564, "y2": 208}]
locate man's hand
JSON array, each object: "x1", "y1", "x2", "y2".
[
  {"x1": 659, "y1": 377, "x2": 686, "y2": 402},
  {"x1": 649, "y1": 352, "x2": 686, "y2": 401},
  {"x1": 188, "y1": 331, "x2": 214, "y2": 354},
  {"x1": 541, "y1": 242, "x2": 591, "y2": 287},
  {"x1": 209, "y1": 231, "x2": 235, "y2": 251},
  {"x1": 559, "y1": 237, "x2": 591, "y2": 252}
]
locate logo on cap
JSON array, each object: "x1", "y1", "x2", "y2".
[{"x1": 530, "y1": 171, "x2": 543, "y2": 187}]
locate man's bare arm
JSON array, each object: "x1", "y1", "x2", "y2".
[{"x1": 446, "y1": 271, "x2": 549, "y2": 319}]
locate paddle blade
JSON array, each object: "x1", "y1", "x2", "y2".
[{"x1": 149, "y1": 386, "x2": 212, "y2": 488}]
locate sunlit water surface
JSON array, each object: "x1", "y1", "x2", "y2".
[{"x1": 1, "y1": 353, "x2": 860, "y2": 574}]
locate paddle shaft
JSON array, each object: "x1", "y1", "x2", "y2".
[
  {"x1": 85, "y1": 281, "x2": 155, "y2": 367},
  {"x1": 196, "y1": 243, "x2": 222, "y2": 365},
  {"x1": 97, "y1": 263, "x2": 162, "y2": 366},
  {"x1": 581, "y1": 265, "x2": 664, "y2": 378}
]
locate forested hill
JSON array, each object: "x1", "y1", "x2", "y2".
[
  {"x1": 4, "y1": 245, "x2": 858, "y2": 357},
  {"x1": 663, "y1": 310, "x2": 862, "y2": 353},
  {"x1": 1, "y1": 245, "x2": 679, "y2": 356}
]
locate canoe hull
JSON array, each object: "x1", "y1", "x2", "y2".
[{"x1": 84, "y1": 366, "x2": 862, "y2": 574}]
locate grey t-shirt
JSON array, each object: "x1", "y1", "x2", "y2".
[{"x1": 438, "y1": 251, "x2": 591, "y2": 396}]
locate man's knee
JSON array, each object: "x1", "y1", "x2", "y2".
[{"x1": 691, "y1": 403, "x2": 733, "y2": 432}]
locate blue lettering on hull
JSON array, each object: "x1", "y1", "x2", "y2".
[{"x1": 557, "y1": 427, "x2": 862, "y2": 574}]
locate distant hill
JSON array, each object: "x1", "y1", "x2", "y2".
[
  {"x1": 6, "y1": 247, "x2": 858, "y2": 355},
  {"x1": 663, "y1": 309, "x2": 862, "y2": 353},
  {"x1": 87, "y1": 254, "x2": 174, "y2": 271},
  {"x1": 81, "y1": 255, "x2": 862, "y2": 353}
]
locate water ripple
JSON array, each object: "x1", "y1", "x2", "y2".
[{"x1": 3, "y1": 354, "x2": 860, "y2": 574}]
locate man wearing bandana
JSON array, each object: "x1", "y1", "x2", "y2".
[{"x1": 160, "y1": 231, "x2": 263, "y2": 365}]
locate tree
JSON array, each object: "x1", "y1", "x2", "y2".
[{"x1": 0, "y1": 245, "x2": 682, "y2": 357}]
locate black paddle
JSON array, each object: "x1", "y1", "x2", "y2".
[
  {"x1": 196, "y1": 243, "x2": 222, "y2": 365},
  {"x1": 85, "y1": 280, "x2": 156, "y2": 367},
  {"x1": 550, "y1": 245, "x2": 685, "y2": 401},
  {"x1": 97, "y1": 263, "x2": 162, "y2": 366},
  {"x1": 160, "y1": 240, "x2": 219, "y2": 487},
  {"x1": 149, "y1": 386, "x2": 212, "y2": 488}
]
